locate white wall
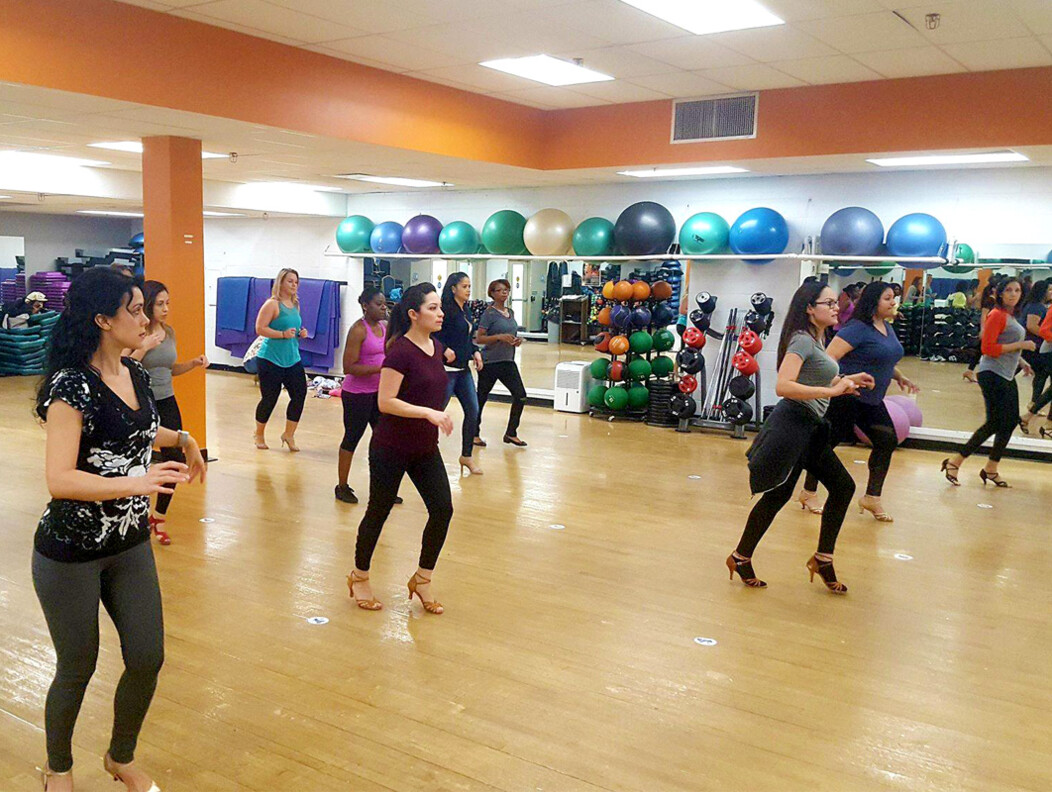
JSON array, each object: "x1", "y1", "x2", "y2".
[{"x1": 0, "y1": 211, "x2": 135, "y2": 276}]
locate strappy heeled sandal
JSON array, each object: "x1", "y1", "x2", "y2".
[
  {"x1": 806, "y1": 554, "x2": 848, "y2": 594},
  {"x1": 407, "y1": 572, "x2": 444, "y2": 614},
  {"x1": 346, "y1": 571, "x2": 383, "y2": 611},
  {"x1": 725, "y1": 553, "x2": 767, "y2": 588}
]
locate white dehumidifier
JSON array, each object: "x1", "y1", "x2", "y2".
[{"x1": 554, "y1": 361, "x2": 593, "y2": 414}]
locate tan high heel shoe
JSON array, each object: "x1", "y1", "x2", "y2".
[
  {"x1": 407, "y1": 572, "x2": 444, "y2": 614},
  {"x1": 796, "y1": 489, "x2": 823, "y2": 514},
  {"x1": 253, "y1": 433, "x2": 268, "y2": 450},
  {"x1": 280, "y1": 434, "x2": 299, "y2": 452},
  {"x1": 458, "y1": 456, "x2": 482, "y2": 475},
  {"x1": 858, "y1": 497, "x2": 893, "y2": 522},
  {"x1": 725, "y1": 553, "x2": 767, "y2": 588},
  {"x1": 38, "y1": 764, "x2": 71, "y2": 791},
  {"x1": 103, "y1": 753, "x2": 161, "y2": 792},
  {"x1": 806, "y1": 554, "x2": 848, "y2": 594},
  {"x1": 346, "y1": 571, "x2": 383, "y2": 611}
]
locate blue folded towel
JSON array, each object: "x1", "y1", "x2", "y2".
[{"x1": 216, "y1": 277, "x2": 252, "y2": 331}]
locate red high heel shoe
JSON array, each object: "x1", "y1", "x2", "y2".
[{"x1": 148, "y1": 515, "x2": 171, "y2": 546}]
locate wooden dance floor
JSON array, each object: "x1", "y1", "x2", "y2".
[{"x1": 2, "y1": 371, "x2": 1050, "y2": 791}]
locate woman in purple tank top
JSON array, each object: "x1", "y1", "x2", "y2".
[{"x1": 336, "y1": 288, "x2": 401, "y2": 505}]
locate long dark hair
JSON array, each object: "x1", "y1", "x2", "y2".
[
  {"x1": 142, "y1": 279, "x2": 168, "y2": 324},
  {"x1": 36, "y1": 268, "x2": 138, "y2": 420},
  {"x1": 777, "y1": 281, "x2": 829, "y2": 367},
  {"x1": 387, "y1": 282, "x2": 436, "y2": 350},
  {"x1": 1023, "y1": 278, "x2": 1050, "y2": 308},
  {"x1": 441, "y1": 272, "x2": 470, "y2": 317},
  {"x1": 852, "y1": 281, "x2": 892, "y2": 325},
  {"x1": 994, "y1": 276, "x2": 1023, "y2": 315}
]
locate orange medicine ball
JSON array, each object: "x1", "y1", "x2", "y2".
[
  {"x1": 612, "y1": 280, "x2": 634, "y2": 301},
  {"x1": 597, "y1": 306, "x2": 612, "y2": 326},
  {"x1": 608, "y1": 334, "x2": 630, "y2": 355},
  {"x1": 651, "y1": 281, "x2": 673, "y2": 301},
  {"x1": 602, "y1": 280, "x2": 617, "y2": 300},
  {"x1": 632, "y1": 281, "x2": 652, "y2": 301}
]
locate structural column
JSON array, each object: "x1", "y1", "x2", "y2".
[{"x1": 142, "y1": 136, "x2": 207, "y2": 448}]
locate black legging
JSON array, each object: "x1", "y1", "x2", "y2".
[
  {"x1": 255, "y1": 358, "x2": 307, "y2": 423},
  {"x1": 32, "y1": 541, "x2": 164, "y2": 773},
  {"x1": 803, "y1": 397, "x2": 897, "y2": 497},
  {"x1": 340, "y1": 391, "x2": 380, "y2": 452},
  {"x1": 737, "y1": 431, "x2": 856, "y2": 558},
  {"x1": 154, "y1": 395, "x2": 184, "y2": 515},
  {"x1": 476, "y1": 360, "x2": 527, "y2": 437},
  {"x1": 1023, "y1": 349, "x2": 1052, "y2": 409},
  {"x1": 355, "y1": 446, "x2": 453, "y2": 571},
  {"x1": 960, "y1": 370, "x2": 1019, "y2": 462}
]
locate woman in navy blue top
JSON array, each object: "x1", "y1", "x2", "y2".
[
  {"x1": 800, "y1": 282, "x2": 919, "y2": 522},
  {"x1": 434, "y1": 272, "x2": 484, "y2": 475}
]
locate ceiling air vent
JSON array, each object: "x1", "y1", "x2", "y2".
[{"x1": 671, "y1": 93, "x2": 757, "y2": 143}]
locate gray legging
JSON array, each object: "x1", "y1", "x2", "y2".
[{"x1": 32, "y1": 541, "x2": 164, "y2": 773}]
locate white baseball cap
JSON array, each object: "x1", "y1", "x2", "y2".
[{"x1": 26, "y1": 291, "x2": 47, "y2": 302}]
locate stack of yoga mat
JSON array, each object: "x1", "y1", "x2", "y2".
[
  {"x1": 1, "y1": 273, "x2": 26, "y2": 304},
  {"x1": 29, "y1": 271, "x2": 72, "y2": 307},
  {"x1": 0, "y1": 309, "x2": 59, "y2": 376}
]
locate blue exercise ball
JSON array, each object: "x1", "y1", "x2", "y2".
[
  {"x1": 1046, "y1": 248, "x2": 1052, "y2": 264},
  {"x1": 129, "y1": 232, "x2": 144, "y2": 248},
  {"x1": 729, "y1": 207, "x2": 789, "y2": 264},
  {"x1": 885, "y1": 213, "x2": 947, "y2": 260},
  {"x1": 820, "y1": 207, "x2": 884, "y2": 257},
  {"x1": 370, "y1": 221, "x2": 404, "y2": 255},
  {"x1": 613, "y1": 201, "x2": 676, "y2": 257}
]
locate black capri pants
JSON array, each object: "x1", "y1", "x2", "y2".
[
  {"x1": 341, "y1": 390, "x2": 380, "y2": 453},
  {"x1": 154, "y1": 395, "x2": 184, "y2": 514},
  {"x1": 255, "y1": 358, "x2": 307, "y2": 423}
]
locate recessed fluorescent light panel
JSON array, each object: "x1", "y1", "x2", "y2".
[
  {"x1": 619, "y1": 0, "x2": 784, "y2": 35},
  {"x1": 479, "y1": 55, "x2": 613, "y2": 86},
  {"x1": 0, "y1": 151, "x2": 109, "y2": 168},
  {"x1": 77, "y1": 210, "x2": 145, "y2": 218},
  {"x1": 203, "y1": 210, "x2": 246, "y2": 217},
  {"x1": 89, "y1": 141, "x2": 226, "y2": 159},
  {"x1": 618, "y1": 165, "x2": 749, "y2": 178},
  {"x1": 866, "y1": 151, "x2": 1029, "y2": 167},
  {"x1": 336, "y1": 174, "x2": 450, "y2": 188}
]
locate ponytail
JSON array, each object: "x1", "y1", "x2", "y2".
[{"x1": 386, "y1": 282, "x2": 436, "y2": 350}]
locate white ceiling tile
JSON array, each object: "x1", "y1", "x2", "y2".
[
  {"x1": 1011, "y1": 0, "x2": 1052, "y2": 35},
  {"x1": 762, "y1": 0, "x2": 888, "y2": 22},
  {"x1": 712, "y1": 26, "x2": 840, "y2": 62},
  {"x1": 853, "y1": 46, "x2": 966, "y2": 78},
  {"x1": 468, "y1": 12, "x2": 609, "y2": 55},
  {"x1": 550, "y1": 47, "x2": 680, "y2": 79},
  {"x1": 314, "y1": 35, "x2": 463, "y2": 71},
  {"x1": 771, "y1": 55, "x2": 884, "y2": 84},
  {"x1": 496, "y1": 86, "x2": 606, "y2": 109},
  {"x1": 1043, "y1": 34, "x2": 1052, "y2": 52},
  {"x1": 383, "y1": 22, "x2": 535, "y2": 62},
  {"x1": 117, "y1": 0, "x2": 210, "y2": 6},
  {"x1": 407, "y1": 65, "x2": 536, "y2": 93},
  {"x1": 174, "y1": 0, "x2": 367, "y2": 44},
  {"x1": 303, "y1": 44, "x2": 403, "y2": 72},
  {"x1": 797, "y1": 11, "x2": 930, "y2": 53},
  {"x1": 549, "y1": 0, "x2": 690, "y2": 45},
  {"x1": 171, "y1": 9, "x2": 305, "y2": 45},
  {"x1": 568, "y1": 80, "x2": 672, "y2": 103},
  {"x1": 261, "y1": 0, "x2": 443, "y2": 32},
  {"x1": 894, "y1": 1, "x2": 1033, "y2": 45},
  {"x1": 941, "y1": 36, "x2": 1052, "y2": 70},
  {"x1": 696, "y1": 63, "x2": 807, "y2": 90},
  {"x1": 628, "y1": 72, "x2": 735, "y2": 98},
  {"x1": 114, "y1": 0, "x2": 175, "y2": 10},
  {"x1": 629, "y1": 36, "x2": 757, "y2": 70}
]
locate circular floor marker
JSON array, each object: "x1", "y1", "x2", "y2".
[
  {"x1": 558, "y1": 434, "x2": 568, "y2": 438},
  {"x1": 199, "y1": 517, "x2": 215, "y2": 524},
  {"x1": 977, "y1": 503, "x2": 993, "y2": 509},
  {"x1": 853, "y1": 460, "x2": 865, "y2": 465},
  {"x1": 549, "y1": 523, "x2": 565, "y2": 530},
  {"x1": 693, "y1": 637, "x2": 718, "y2": 647},
  {"x1": 931, "y1": 389, "x2": 942, "y2": 394},
  {"x1": 894, "y1": 553, "x2": 913, "y2": 561},
  {"x1": 306, "y1": 617, "x2": 329, "y2": 625},
  {"x1": 687, "y1": 474, "x2": 701, "y2": 480}
]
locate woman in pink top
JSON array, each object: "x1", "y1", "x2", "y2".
[{"x1": 336, "y1": 288, "x2": 400, "y2": 505}]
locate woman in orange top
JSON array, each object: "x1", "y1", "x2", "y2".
[{"x1": 1018, "y1": 303, "x2": 1052, "y2": 437}]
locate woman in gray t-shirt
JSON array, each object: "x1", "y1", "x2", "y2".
[
  {"x1": 729, "y1": 283, "x2": 873, "y2": 594},
  {"x1": 474, "y1": 279, "x2": 528, "y2": 447},
  {"x1": 132, "y1": 280, "x2": 209, "y2": 543}
]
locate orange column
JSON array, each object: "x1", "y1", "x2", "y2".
[{"x1": 142, "y1": 136, "x2": 207, "y2": 449}]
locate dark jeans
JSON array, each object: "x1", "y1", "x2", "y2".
[
  {"x1": 255, "y1": 358, "x2": 307, "y2": 424},
  {"x1": 354, "y1": 446, "x2": 453, "y2": 571},
  {"x1": 737, "y1": 433, "x2": 855, "y2": 558},
  {"x1": 32, "y1": 541, "x2": 164, "y2": 772},
  {"x1": 444, "y1": 369, "x2": 479, "y2": 458},
  {"x1": 476, "y1": 360, "x2": 527, "y2": 437},
  {"x1": 154, "y1": 395, "x2": 184, "y2": 514},
  {"x1": 804, "y1": 396, "x2": 897, "y2": 497},
  {"x1": 960, "y1": 370, "x2": 1019, "y2": 463},
  {"x1": 340, "y1": 391, "x2": 380, "y2": 453}
]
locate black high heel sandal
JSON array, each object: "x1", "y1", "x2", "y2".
[
  {"x1": 941, "y1": 458, "x2": 960, "y2": 486},
  {"x1": 806, "y1": 554, "x2": 847, "y2": 594},
  {"x1": 979, "y1": 469, "x2": 1010, "y2": 488},
  {"x1": 726, "y1": 553, "x2": 767, "y2": 588},
  {"x1": 1018, "y1": 416, "x2": 1032, "y2": 435}
]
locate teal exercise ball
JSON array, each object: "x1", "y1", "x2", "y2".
[
  {"x1": 954, "y1": 243, "x2": 976, "y2": 264},
  {"x1": 482, "y1": 210, "x2": 527, "y2": 256},
  {"x1": 572, "y1": 217, "x2": 615, "y2": 257},
  {"x1": 336, "y1": 215, "x2": 374, "y2": 254},
  {"x1": 438, "y1": 221, "x2": 480, "y2": 256},
  {"x1": 679, "y1": 212, "x2": 730, "y2": 256}
]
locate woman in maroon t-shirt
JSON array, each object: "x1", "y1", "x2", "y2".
[{"x1": 348, "y1": 283, "x2": 454, "y2": 614}]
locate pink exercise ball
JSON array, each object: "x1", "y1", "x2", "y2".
[
  {"x1": 855, "y1": 398, "x2": 911, "y2": 446},
  {"x1": 885, "y1": 394, "x2": 923, "y2": 427}
]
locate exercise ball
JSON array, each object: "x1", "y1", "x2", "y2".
[
  {"x1": 482, "y1": 210, "x2": 527, "y2": 256},
  {"x1": 628, "y1": 384, "x2": 650, "y2": 408},
  {"x1": 729, "y1": 207, "x2": 789, "y2": 263},
  {"x1": 652, "y1": 328, "x2": 675, "y2": 352},
  {"x1": 820, "y1": 207, "x2": 884, "y2": 257},
  {"x1": 954, "y1": 242, "x2": 976, "y2": 263},
  {"x1": 885, "y1": 213, "x2": 946, "y2": 259},
  {"x1": 679, "y1": 212, "x2": 730, "y2": 256},
  {"x1": 129, "y1": 232, "x2": 144, "y2": 247},
  {"x1": 628, "y1": 357, "x2": 652, "y2": 381},
  {"x1": 630, "y1": 306, "x2": 652, "y2": 328},
  {"x1": 614, "y1": 201, "x2": 676, "y2": 256},
  {"x1": 651, "y1": 281, "x2": 673, "y2": 301},
  {"x1": 612, "y1": 280, "x2": 634, "y2": 302},
  {"x1": 629, "y1": 331, "x2": 653, "y2": 354},
  {"x1": 632, "y1": 281, "x2": 652, "y2": 301},
  {"x1": 885, "y1": 395, "x2": 923, "y2": 427},
  {"x1": 593, "y1": 331, "x2": 612, "y2": 352},
  {"x1": 336, "y1": 215, "x2": 374, "y2": 254},
  {"x1": 609, "y1": 335, "x2": 630, "y2": 355},
  {"x1": 602, "y1": 280, "x2": 616, "y2": 300},
  {"x1": 865, "y1": 262, "x2": 895, "y2": 277},
  {"x1": 604, "y1": 386, "x2": 629, "y2": 411},
  {"x1": 524, "y1": 209, "x2": 573, "y2": 256},
  {"x1": 596, "y1": 306, "x2": 612, "y2": 326},
  {"x1": 573, "y1": 217, "x2": 615, "y2": 257},
  {"x1": 438, "y1": 221, "x2": 479, "y2": 256},
  {"x1": 884, "y1": 400, "x2": 912, "y2": 444},
  {"x1": 651, "y1": 303, "x2": 674, "y2": 328},
  {"x1": 1047, "y1": 249, "x2": 1052, "y2": 264},
  {"x1": 589, "y1": 358, "x2": 610, "y2": 380},
  {"x1": 651, "y1": 355, "x2": 674, "y2": 377},
  {"x1": 402, "y1": 215, "x2": 443, "y2": 255},
  {"x1": 370, "y1": 221, "x2": 404, "y2": 255},
  {"x1": 610, "y1": 304, "x2": 630, "y2": 328},
  {"x1": 587, "y1": 384, "x2": 607, "y2": 408},
  {"x1": 609, "y1": 361, "x2": 626, "y2": 382}
]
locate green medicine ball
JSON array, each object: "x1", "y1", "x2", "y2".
[
  {"x1": 651, "y1": 355, "x2": 674, "y2": 377},
  {"x1": 652, "y1": 328, "x2": 675, "y2": 352},
  {"x1": 629, "y1": 331, "x2": 654, "y2": 354},
  {"x1": 604, "y1": 385, "x2": 629, "y2": 410},
  {"x1": 587, "y1": 384, "x2": 607, "y2": 407},
  {"x1": 628, "y1": 357, "x2": 652, "y2": 381},
  {"x1": 627, "y1": 384, "x2": 650, "y2": 408},
  {"x1": 589, "y1": 358, "x2": 610, "y2": 380}
]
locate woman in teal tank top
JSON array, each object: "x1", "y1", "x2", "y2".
[{"x1": 253, "y1": 268, "x2": 308, "y2": 451}]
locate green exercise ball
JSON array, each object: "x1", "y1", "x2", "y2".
[
  {"x1": 629, "y1": 331, "x2": 653, "y2": 354},
  {"x1": 627, "y1": 384, "x2": 650, "y2": 408},
  {"x1": 955, "y1": 243, "x2": 976, "y2": 264},
  {"x1": 651, "y1": 355, "x2": 674, "y2": 377},
  {"x1": 572, "y1": 217, "x2": 615, "y2": 257},
  {"x1": 679, "y1": 212, "x2": 730, "y2": 256},
  {"x1": 628, "y1": 357, "x2": 652, "y2": 381},
  {"x1": 438, "y1": 221, "x2": 480, "y2": 256},
  {"x1": 865, "y1": 261, "x2": 895, "y2": 277},
  {"x1": 587, "y1": 384, "x2": 607, "y2": 408},
  {"x1": 589, "y1": 358, "x2": 610, "y2": 380},
  {"x1": 652, "y1": 328, "x2": 675, "y2": 352},
  {"x1": 604, "y1": 385, "x2": 629, "y2": 411},
  {"x1": 945, "y1": 265, "x2": 976, "y2": 274},
  {"x1": 482, "y1": 210, "x2": 527, "y2": 256},
  {"x1": 336, "y1": 215, "x2": 374, "y2": 254}
]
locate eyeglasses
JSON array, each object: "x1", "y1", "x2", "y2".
[{"x1": 812, "y1": 299, "x2": 838, "y2": 308}]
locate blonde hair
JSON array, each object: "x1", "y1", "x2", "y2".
[{"x1": 272, "y1": 268, "x2": 300, "y2": 306}]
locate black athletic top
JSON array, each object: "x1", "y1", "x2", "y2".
[{"x1": 36, "y1": 359, "x2": 159, "y2": 562}]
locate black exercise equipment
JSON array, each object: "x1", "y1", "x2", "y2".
[
  {"x1": 676, "y1": 347, "x2": 704, "y2": 375},
  {"x1": 728, "y1": 375, "x2": 755, "y2": 400},
  {"x1": 695, "y1": 291, "x2": 717, "y2": 313},
  {"x1": 723, "y1": 398, "x2": 753, "y2": 425},
  {"x1": 670, "y1": 393, "x2": 697, "y2": 419}
]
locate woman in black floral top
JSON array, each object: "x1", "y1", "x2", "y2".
[{"x1": 33, "y1": 268, "x2": 206, "y2": 792}]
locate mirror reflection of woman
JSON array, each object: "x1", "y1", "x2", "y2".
[
  {"x1": 1017, "y1": 279, "x2": 1051, "y2": 434},
  {"x1": 253, "y1": 268, "x2": 309, "y2": 451},
  {"x1": 798, "y1": 282, "x2": 918, "y2": 522},
  {"x1": 942, "y1": 277, "x2": 1034, "y2": 488},
  {"x1": 434, "y1": 272, "x2": 484, "y2": 475},
  {"x1": 474, "y1": 279, "x2": 528, "y2": 448},
  {"x1": 963, "y1": 278, "x2": 999, "y2": 383},
  {"x1": 728, "y1": 283, "x2": 874, "y2": 594}
]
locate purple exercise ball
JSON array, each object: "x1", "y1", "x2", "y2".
[{"x1": 402, "y1": 214, "x2": 443, "y2": 255}]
